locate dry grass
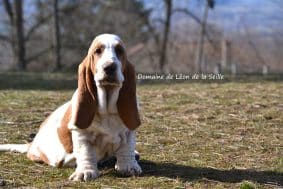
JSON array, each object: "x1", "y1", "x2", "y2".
[{"x1": 0, "y1": 73, "x2": 282, "y2": 188}]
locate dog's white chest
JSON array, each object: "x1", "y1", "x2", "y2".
[{"x1": 86, "y1": 114, "x2": 129, "y2": 160}]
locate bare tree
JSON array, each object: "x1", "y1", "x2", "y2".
[
  {"x1": 145, "y1": 0, "x2": 219, "y2": 73},
  {"x1": 194, "y1": 0, "x2": 214, "y2": 73},
  {"x1": 53, "y1": 0, "x2": 61, "y2": 71},
  {"x1": 1, "y1": 0, "x2": 54, "y2": 70},
  {"x1": 159, "y1": 0, "x2": 173, "y2": 73},
  {"x1": 15, "y1": 0, "x2": 25, "y2": 70},
  {"x1": 3, "y1": 0, "x2": 26, "y2": 70}
]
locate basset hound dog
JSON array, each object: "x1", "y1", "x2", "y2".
[{"x1": 0, "y1": 34, "x2": 142, "y2": 181}]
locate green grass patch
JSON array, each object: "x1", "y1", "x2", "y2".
[{"x1": 240, "y1": 181, "x2": 256, "y2": 189}]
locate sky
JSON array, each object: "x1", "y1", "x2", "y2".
[
  {"x1": 208, "y1": 0, "x2": 283, "y2": 35},
  {"x1": 143, "y1": 0, "x2": 283, "y2": 37}
]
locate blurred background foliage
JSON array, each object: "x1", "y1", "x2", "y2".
[{"x1": 0, "y1": 0, "x2": 282, "y2": 74}]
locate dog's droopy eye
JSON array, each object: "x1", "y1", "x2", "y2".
[{"x1": 95, "y1": 48, "x2": 102, "y2": 55}]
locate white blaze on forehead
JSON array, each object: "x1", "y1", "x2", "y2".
[
  {"x1": 95, "y1": 34, "x2": 122, "y2": 44},
  {"x1": 88, "y1": 34, "x2": 124, "y2": 56}
]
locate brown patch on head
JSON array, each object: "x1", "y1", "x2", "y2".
[
  {"x1": 88, "y1": 39, "x2": 105, "y2": 61},
  {"x1": 92, "y1": 42, "x2": 105, "y2": 58},
  {"x1": 117, "y1": 61, "x2": 141, "y2": 130},
  {"x1": 114, "y1": 43, "x2": 127, "y2": 71},
  {"x1": 57, "y1": 104, "x2": 73, "y2": 153}
]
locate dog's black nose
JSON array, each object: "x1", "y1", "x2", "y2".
[{"x1": 104, "y1": 63, "x2": 117, "y2": 75}]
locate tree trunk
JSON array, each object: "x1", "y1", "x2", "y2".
[
  {"x1": 4, "y1": 0, "x2": 15, "y2": 67},
  {"x1": 221, "y1": 39, "x2": 232, "y2": 72},
  {"x1": 194, "y1": 1, "x2": 209, "y2": 73},
  {"x1": 159, "y1": 0, "x2": 172, "y2": 73},
  {"x1": 53, "y1": 0, "x2": 61, "y2": 71},
  {"x1": 14, "y1": 0, "x2": 26, "y2": 70}
]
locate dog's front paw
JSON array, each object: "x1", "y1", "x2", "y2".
[
  {"x1": 69, "y1": 168, "x2": 100, "y2": 181},
  {"x1": 115, "y1": 160, "x2": 142, "y2": 176}
]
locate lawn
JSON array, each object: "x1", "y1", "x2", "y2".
[{"x1": 0, "y1": 73, "x2": 282, "y2": 188}]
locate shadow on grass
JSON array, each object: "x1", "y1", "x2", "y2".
[
  {"x1": 139, "y1": 160, "x2": 283, "y2": 186},
  {"x1": 99, "y1": 159, "x2": 282, "y2": 186}
]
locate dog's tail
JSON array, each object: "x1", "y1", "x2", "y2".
[{"x1": 0, "y1": 144, "x2": 29, "y2": 153}]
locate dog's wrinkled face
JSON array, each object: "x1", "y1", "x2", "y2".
[{"x1": 88, "y1": 34, "x2": 125, "y2": 87}]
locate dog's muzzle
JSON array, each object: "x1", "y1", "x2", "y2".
[
  {"x1": 99, "y1": 62, "x2": 120, "y2": 86},
  {"x1": 104, "y1": 63, "x2": 117, "y2": 76}
]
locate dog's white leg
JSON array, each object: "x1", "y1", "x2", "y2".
[
  {"x1": 68, "y1": 127, "x2": 99, "y2": 181},
  {"x1": 114, "y1": 131, "x2": 142, "y2": 176},
  {"x1": 62, "y1": 153, "x2": 76, "y2": 168}
]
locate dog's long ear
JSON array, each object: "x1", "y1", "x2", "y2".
[
  {"x1": 117, "y1": 61, "x2": 141, "y2": 130},
  {"x1": 71, "y1": 56, "x2": 97, "y2": 129}
]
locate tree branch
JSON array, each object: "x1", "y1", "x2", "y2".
[
  {"x1": 173, "y1": 8, "x2": 219, "y2": 51},
  {"x1": 26, "y1": 46, "x2": 52, "y2": 63},
  {"x1": 3, "y1": 0, "x2": 14, "y2": 24},
  {"x1": 25, "y1": 14, "x2": 52, "y2": 42},
  {"x1": 242, "y1": 19, "x2": 267, "y2": 66},
  {"x1": 152, "y1": 18, "x2": 165, "y2": 25},
  {"x1": 139, "y1": 12, "x2": 160, "y2": 48},
  {"x1": 0, "y1": 34, "x2": 11, "y2": 43},
  {"x1": 172, "y1": 8, "x2": 201, "y2": 24}
]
